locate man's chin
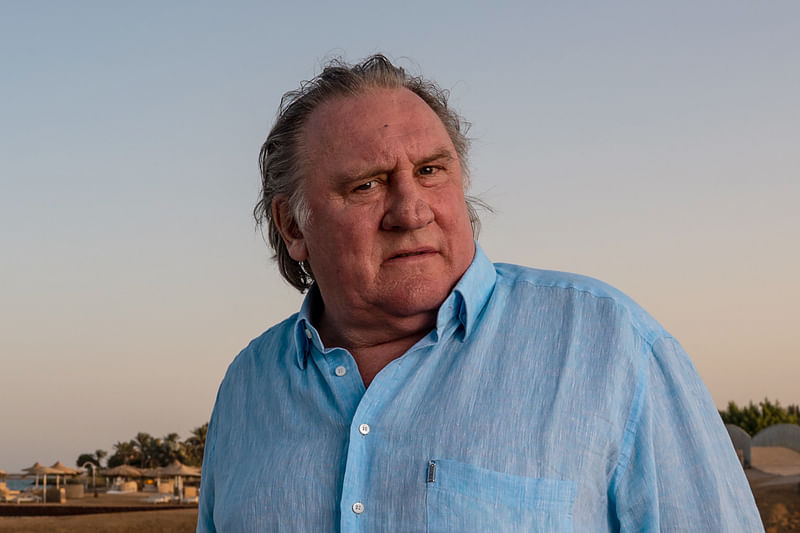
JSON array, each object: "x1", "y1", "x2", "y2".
[{"x1": 378, "y1": 282, "x2": 451, "y2": 319}]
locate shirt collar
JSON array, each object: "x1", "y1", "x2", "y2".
[
  {"x1": 293, "y1": 241, "x2": 497, "y2": 369},
  {"x1": 294, "y1": 285, "x2": 322, "y2": 369},
  {"x1": 434, "y1": 242, "x2": 496, "y2": 341}
]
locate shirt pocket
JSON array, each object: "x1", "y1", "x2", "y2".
[{"x1": 425, "y1": 459, "x2": 577, "y2": 533}]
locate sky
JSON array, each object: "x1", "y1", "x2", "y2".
[{"x1": 1, "y1": 2, "x2": 798, "y2": 473}]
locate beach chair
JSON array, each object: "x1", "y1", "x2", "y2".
[
  {"x1": 8, "y1": 492, "x2": 40, "y2": 503},
  {"x1": 143, "y1": 493, "x2": 175, "y2": 503},
  {"x1": 0, "y1": 482, "x2": 21, "y2": 503}
]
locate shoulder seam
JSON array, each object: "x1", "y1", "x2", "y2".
[{"x1": 505, "y1": 277, "x2": 669, "y2": 347}]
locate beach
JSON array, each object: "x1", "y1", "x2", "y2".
[
  {"x1": 0, "y1": 492, "x2": 197, "y2": 532},
  {"x1": 748, "y1": 446, "x2": 800, "y2": 532},
  {"x1": 0, "y1": 508, "x2": 197, "y2": 533},
  {"x1": 753, "y1": 479, "x2": 800, "y2": 532},
  {"x1": 2, "y1": 453, "x2": 800, "y2": 532}
]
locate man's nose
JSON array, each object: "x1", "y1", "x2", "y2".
[{"x1": 381, "y1": 175, "x2": 434, "y2": 231}]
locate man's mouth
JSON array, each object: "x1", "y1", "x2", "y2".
[{"x1": 389, "y1": 248, "x2": 435, "y2": 260}]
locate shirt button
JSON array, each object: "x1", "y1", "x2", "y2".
[
  {"x1": 352, "y1": 501, "x2": 364, "y2": 514},
  {"x1": 358, "y1": 423, "x2": 370, "y2": 435},
  {"x1": 334, "y1": 366, "x2": 347, "y2": 377},
  {"x1": 304, "y1": 328, "x2": 312, "y2": 339}
]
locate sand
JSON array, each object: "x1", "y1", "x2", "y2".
[
  {"x1": 750, "y1": 472, "x2": 800, "y2": 533},
  {"x1": 4, "y1": 448, "x2": 800, "y2": 531},
  {"x1": 0, "y1": 509, "x2": 197, "y2": 533},
  {"x1": 743, "y1": 446, "x2": 800, "y2": 532},
  {"x1": 0, "y1": 491, "x2": 197, "y2": 532}
]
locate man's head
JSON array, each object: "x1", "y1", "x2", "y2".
[{"x1": 255, "y1": 54, "x2": 480, "y2": 293}]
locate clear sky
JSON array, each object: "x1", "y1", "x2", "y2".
[{"x1": 1, "y1": 2, "x2": 798, "y2": 473}]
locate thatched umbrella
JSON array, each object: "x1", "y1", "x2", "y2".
[
  {"x1": 49, "y1": 461, "x2": 81, "y2": 491},
  {"x1": 140, "y1": 467, "x2": 165, "y2": 491},
  {"x1": 22, "y1": 463, "x2": 62, "y2": 503},
  {"x1": 101, "y1": 464, "x2": 142, "y2": 477},
  {"x1": 159, "y1": 461, "x2": 200, "y2": 477},
  {"x1": 159, "y1": 460, "x2": 200, "y2": 498},
  {"x1": 101, "y1": 464, "x2": 142, "y2": 492},
  {"x1": 21, "y1": 462, "x2": 44, "y2": 489},
  {"x1": 21, "y1": 462, "x2": 43, "y2": 475},
  {"x1": 140, "y1": 467, "x2": 161, "y2": 477},
  {"x1": 50, "y1": 461, "x2": 80, "y2": 476},
  {"x1": 0, "y1": 469, "x2": 7, "y2": 480}
]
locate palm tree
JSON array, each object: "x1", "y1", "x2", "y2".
[
  {"x1": 76, "y1": 449, "x2": 109, "y2": 469},
  {"x1": 94, "y1": 449, "x2": 108, "y2": 468},
  {"x1": 183, "y1": 423, "x2": 208, "y2": 466},
  {"x1": 160, "y1": 433, "x2": 183, "y2": 465},
  {"x1": 133, "y1": 432, "x2": 155, "y2": 468},
  {"x1": 108, "y1": 441, "x2": 138, "y2": 467}
]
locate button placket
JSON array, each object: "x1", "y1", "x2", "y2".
[
  {"x1": 337, "y1": 338, "x2": 436, "y2": 531},
  {"x1": 339, "y1": 356, "x2": 400, "y2": 530}
]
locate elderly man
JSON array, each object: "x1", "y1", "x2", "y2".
[{"x1": 198, "y1": 55, "x2": 762, "y2": 532}]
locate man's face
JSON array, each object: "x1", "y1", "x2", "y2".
[{"x1": 281, "y1": 87, "x2": 475, "y2": 324}]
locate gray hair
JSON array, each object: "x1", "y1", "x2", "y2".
[{"x1": 254, "y1": 54, "x2": 482, "y2": 292}]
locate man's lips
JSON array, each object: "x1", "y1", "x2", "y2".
[{"x1": 387, "y1": 248, "x2": 437, "y2": 260}]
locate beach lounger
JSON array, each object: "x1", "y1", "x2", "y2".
[
  {"x1": 0, "y1": 483, "x2": 22, "y2": 503},
  {"x1": 7, "y1": 492, "x2": 40, "y2": 503},
  {"x1": 143, "y1": 493, "x2": 175, "y2": 503}
]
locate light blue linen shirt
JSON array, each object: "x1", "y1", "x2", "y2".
[{"x1": 198, "y1": 244, "x2": 763, "y2": 532}]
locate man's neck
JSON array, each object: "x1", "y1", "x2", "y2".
[{"x1": 317, "y1": 309, "x2": 435, "y2": 387}]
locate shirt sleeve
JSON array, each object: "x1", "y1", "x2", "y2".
[
  {"x1": 610, "y1": 336, "x2": 764, "y2": 532},
  {"x1": 196, "y1": 410, "x2": 218, "y2": 533}
]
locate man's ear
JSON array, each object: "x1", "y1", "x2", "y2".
[{"x1": 272, "y1": 198, "x2": 308, "y2": 262}]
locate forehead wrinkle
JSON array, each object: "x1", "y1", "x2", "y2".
[
  {"x1": 300, "y1": 88, "x2": 458, "y2": 186},
  {"x1": 344, "y1": 139, "x2": 455, "y2": 179},
  {"x1": 335, "y1": 144, "x2": 404, "y2": 184}
]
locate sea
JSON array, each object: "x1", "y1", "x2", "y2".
[{"x1": 5, "y1": 479, "x2": 33, "y2": 490}]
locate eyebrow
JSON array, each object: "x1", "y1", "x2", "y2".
[
  {"x1": 416, "y1": 148, "x2": 456, "y2": 167},
  {"x1": 335, "y1": 147, "x2": 456, "y2": 185}
]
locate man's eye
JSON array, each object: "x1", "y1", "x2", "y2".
[
  {"x1": 354, "y1": 180, "x2": 376, "y2": 192},
  {"x1": 419, "y1": 166, "x2": 438, "y2": 175}
]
